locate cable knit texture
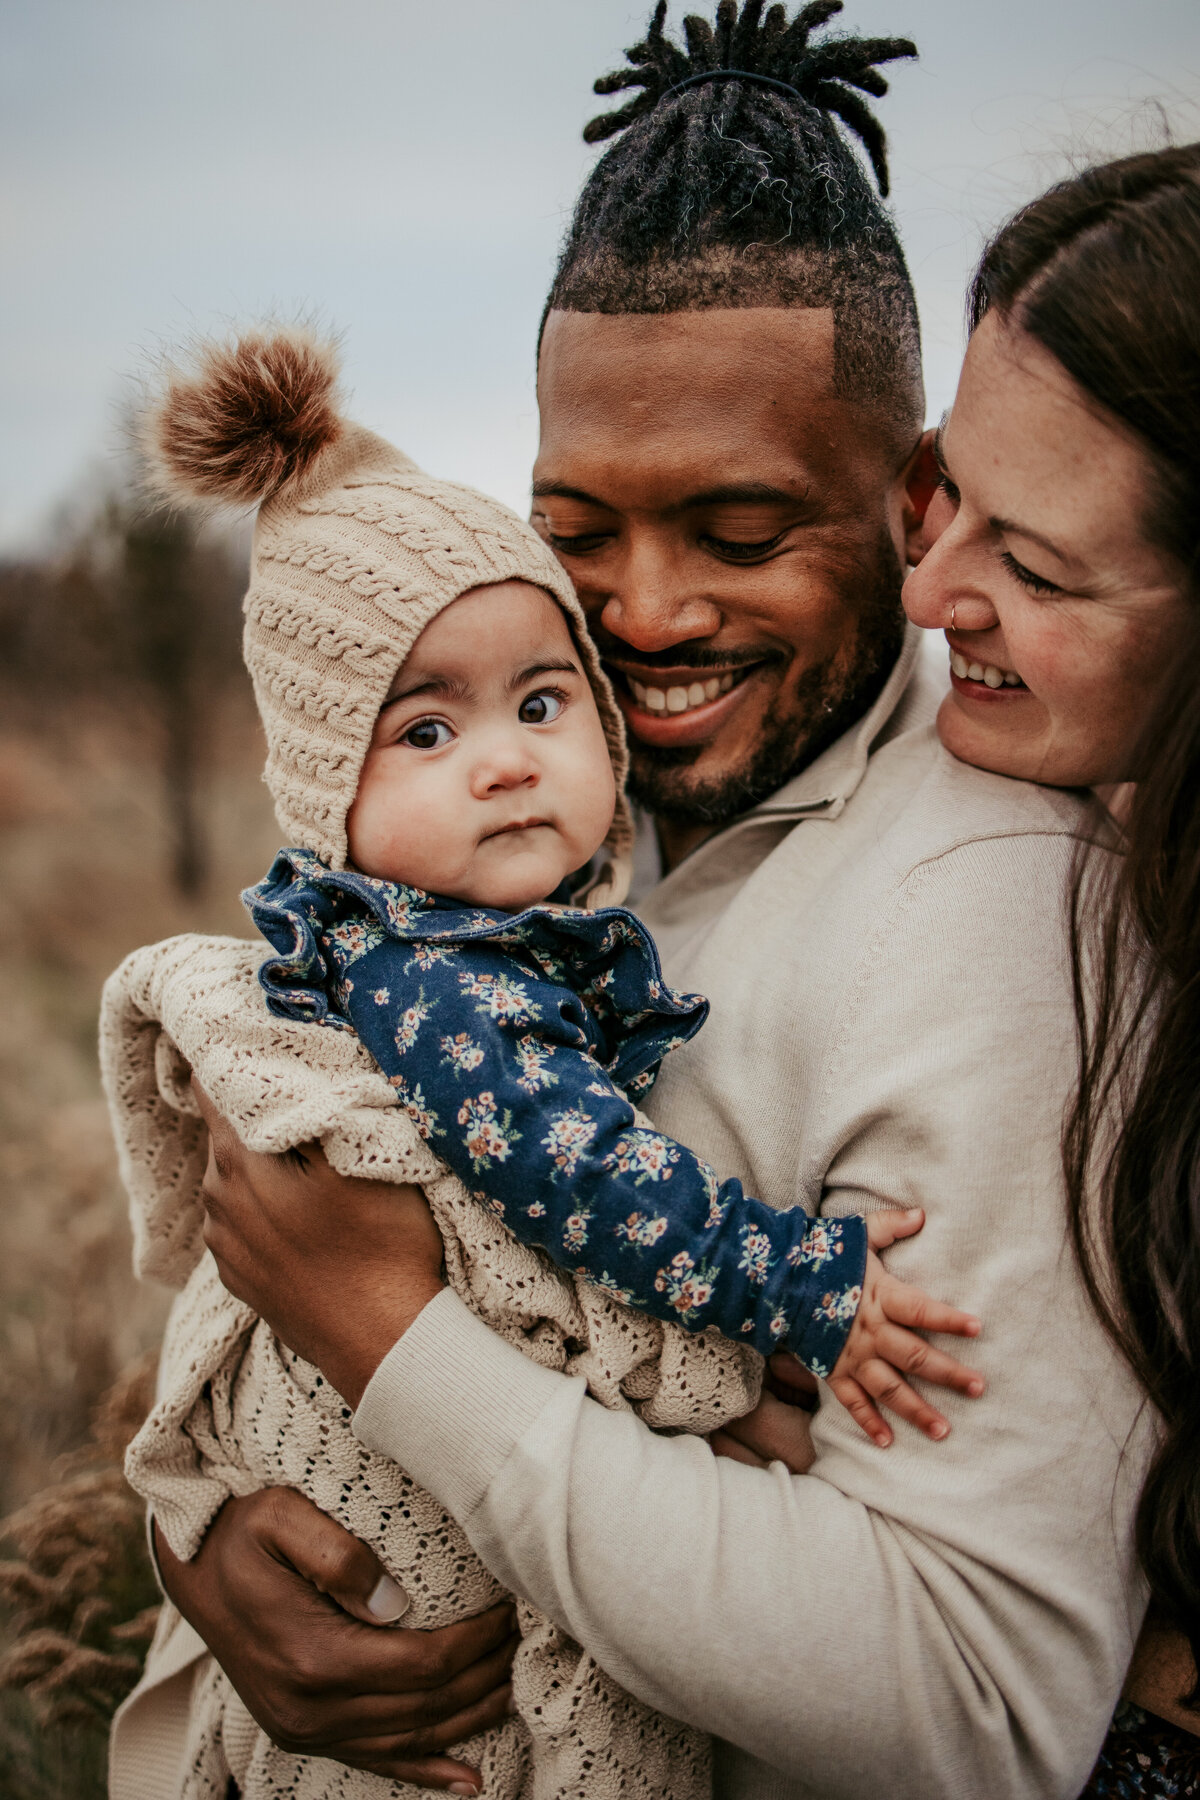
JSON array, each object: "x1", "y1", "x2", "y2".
[
  {"x1": 140, "y1": 328, "x2": 633, "y2": 898},
  {"x1": 101, "y1": 931, "x2": 762, "y2": 1800}
]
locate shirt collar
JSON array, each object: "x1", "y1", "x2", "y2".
[{"x1": 744, "y1": 623, "x2": 924, "y2": 823}]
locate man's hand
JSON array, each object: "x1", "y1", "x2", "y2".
[
  {"x1": 156, "y1": 1488, "x2": 518, "y2": 1795},
  {"x1": 193, "y1": 1080, "x2": 446, "y2": 1408},
  {"x1": 709, "y1": 1373, "x2": 818, "y2": 1473}
]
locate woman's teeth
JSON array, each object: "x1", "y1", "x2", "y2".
[
  {"x1": 629, "y1": 671, "x2": 740, "y2": 714},
  {"x1": 951, "y1": 651, "x2": 1024, "y2": 689}
]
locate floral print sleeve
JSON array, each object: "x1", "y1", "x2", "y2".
[{"x1": 246, "y1": 850, "x2": 868, "y2": 1376}]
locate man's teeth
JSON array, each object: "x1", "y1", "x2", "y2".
[
  {"x1": 951, "y1": 651, "x2": 1023, "y2": 689},
  {"x1": 629, "y1": 671, "x2": 739, "y2": 714}
]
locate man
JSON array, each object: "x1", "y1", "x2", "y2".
[{"x1": 113, "y1": 8, "x2": 1151, "y2": 1797}]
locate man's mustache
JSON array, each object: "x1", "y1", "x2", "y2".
[{"x1": 594, "y1": 641, "x2": 783, "y2": 673}]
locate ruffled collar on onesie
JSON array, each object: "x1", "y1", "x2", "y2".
[{"x1": 244, "y1": 847, "x2": 708, "y2": 1096}]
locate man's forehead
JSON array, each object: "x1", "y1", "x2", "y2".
[
  {"x1": 535, "y1": 306, "x2": 858, "y2": 494},
  {"x1": 539, "y1": 305, "x2": 835, "y2": 394}
]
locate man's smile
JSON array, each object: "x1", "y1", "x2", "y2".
[{"x1": 604, "y1": 658, "x2": 768, "y2": 746}]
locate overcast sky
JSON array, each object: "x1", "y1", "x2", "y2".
[{"x1": 3, "y1": 0, "x2": 1198, "y2": 550}]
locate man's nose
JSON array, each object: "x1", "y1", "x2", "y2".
[
  {"x1": 470, "y1": 732, "x2": 540, "y2": 797},
  {"x1": 594, "y1": 539, "x2": 723, "y2": 653}
]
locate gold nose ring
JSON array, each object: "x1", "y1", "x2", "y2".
[{"x1": 950, "y1": 604, "x2": 957, "y2": 631}]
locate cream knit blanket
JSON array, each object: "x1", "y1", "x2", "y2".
[{"x1": 101, "y1": 933, "x2": 762, "y2": 1800}]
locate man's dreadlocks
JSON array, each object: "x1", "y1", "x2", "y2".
[{"x1": 545, "y1": 0, "x2": 923, "y2": 436}]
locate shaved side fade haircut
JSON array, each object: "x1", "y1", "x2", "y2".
[{"x1": 544, "y1": 0, "x2": 924, "y2": 443}]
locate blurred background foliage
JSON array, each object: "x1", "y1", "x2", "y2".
[{"x1": 0, "y1": 485, "x2": 279, "y2": 1792}]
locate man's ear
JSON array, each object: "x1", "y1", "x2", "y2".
[{"x1": 902, "y1": 430, "x2": 940, "y2": 567}]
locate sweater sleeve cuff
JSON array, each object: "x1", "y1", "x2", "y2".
[{"x1": 351, "y1": 1286, "x2": 572, "y2": 1520}]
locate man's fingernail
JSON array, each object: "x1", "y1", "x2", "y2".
[
  {"x1": 448, "y1": 1785, "x2": 480, "y2": 1796},
  {"x1": 367, "y1": 1574, "x2": 410, "y2": 1622}
]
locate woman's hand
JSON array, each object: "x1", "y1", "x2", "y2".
[
  {"x1": 193, "y1": 1080, "x2": 446, "y2": 1408},
  {"x1": 156, "y1": 1488, "x2": 517, "y2": 1795}
]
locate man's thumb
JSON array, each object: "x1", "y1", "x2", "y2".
[{"x1": 263, "y1": 1488, "x2": 411, "y2": 1626}]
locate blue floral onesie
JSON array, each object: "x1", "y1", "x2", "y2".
[{"x1": 246, "y1": 848, "x2": 867, "y2": 1375}]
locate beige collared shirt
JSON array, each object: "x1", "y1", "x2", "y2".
[{"x1": 355, "y1": 627, "x2": 1154, "y2": 1799}]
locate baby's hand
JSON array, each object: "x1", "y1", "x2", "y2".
[{"x1": 828, "y1": 1208, "x2": 984, "y2": 1448}]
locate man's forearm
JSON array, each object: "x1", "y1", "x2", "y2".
[{"x1": 352, "y1": 1290, "x2": 1106, "y2": 1800}]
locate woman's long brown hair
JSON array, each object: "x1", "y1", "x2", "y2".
[{"x1": 970, "y1": 145, "x2": 1200, "y2": 1695}]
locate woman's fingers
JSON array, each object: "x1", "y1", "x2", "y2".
[
  {"x1": 864, "y1": 1206, "x2": 924, "y2": 1251},
  {"x1": 881, "y1": 1277, "x2": 980, "y2": 1341},
  {"x1": 826, "y1": 1374, "x2": 892, "y2": 1449}
]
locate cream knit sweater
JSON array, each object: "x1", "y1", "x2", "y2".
[{"x1": 101, "y1": 932, "x2": 761, "y2": 1800}]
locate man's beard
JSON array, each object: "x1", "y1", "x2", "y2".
[{"x1": 626, "y1": 544, "x2": 907, "y2": 828}]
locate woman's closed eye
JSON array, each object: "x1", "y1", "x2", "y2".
[
  {"x1": 519, "y1": 687, "x2": 567, "y2": 725},
  {"x1": 1000, "y1": 549, "x2": 1063, "y2": 596},
  {"x1": 402, "y1": 716, "x2": 455, "y2": 750}
]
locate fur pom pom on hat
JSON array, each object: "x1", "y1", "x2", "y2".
[{"x1": 141, "y1": 327, "x2": 632, "y2": 901}]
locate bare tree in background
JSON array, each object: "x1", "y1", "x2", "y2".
[{"x1": 0, "y1": 482, "x2": 246, "y2": 897}]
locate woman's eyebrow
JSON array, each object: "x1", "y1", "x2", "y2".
[
  {"x1": 933, "y1": 414, "x2": 950, "y2": 474},
  {"x1": 989, "y1": 515, "x2": 1072, "y2": 565},
  {"x1": 508, "y1": 659, "x2": 581, "y2": 691}
]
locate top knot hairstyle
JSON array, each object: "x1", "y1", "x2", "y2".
[
  {"x1": 545, "y1": 0, "x2": 924, "y2": 436},
  {"x1": 142, "y1": 327, "x2": 345, "y2": 510}
]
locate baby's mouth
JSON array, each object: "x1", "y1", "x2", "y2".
[{"x1": 484, "y1": 818, "x2": 553, "y2": 840}]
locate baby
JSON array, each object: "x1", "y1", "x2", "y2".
[
  {"x1": 106, "y1": 326, "x2": 978, "y2": 1800},
  {"x1": 247, "y1": 574, "x2": 980, "y2": 1404}
]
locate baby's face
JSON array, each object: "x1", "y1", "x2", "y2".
[{"x1": 346, "y1": 581, "x2": 617, "y2": 911}]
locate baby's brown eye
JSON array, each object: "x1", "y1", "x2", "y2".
[
  {"x1": 403, "y1": 718, "x2": 453, "y2": 750},
  {"x1": 519, "y1": 690, "x2": 565, "y2": 725}
]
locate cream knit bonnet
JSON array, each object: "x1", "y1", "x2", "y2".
[{"x1": 143, "y1": 326, "x2": 632, "y2": 904}]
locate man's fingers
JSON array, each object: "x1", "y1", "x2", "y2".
[
  {"x1": 881, "y1": 1279, "x2": 981, "y2": 1341},
  {"x1": 827, "y1": 1374, "x2": 892, "y2": 1448},
  {"x1": 359, "y1": 1680, "x2": 516, "y2": 1776},
  {"x1": 336, "y1": 1604, "x2": 520, "y2": 1699},
  {"x1": 765, "y1": 1352, "x2": 820, "y2": 1406},
  {"x1": 288, "y1": 1633, "x2": 520, "y2": 1742},
  {"x1": 865, "y1": 1206, "x2": 924, "y2": 1251},
  {"x1": 874, "y1": 1324, "x2": 985, "y2": 1398},
  {"x1": 709, "y1": 1428, "x2": 770, "y2": 1468},
  {"x1": 250, "y1": 1487, "x2": 405, "y2": 1625}
]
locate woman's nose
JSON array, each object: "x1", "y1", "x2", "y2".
[{"x1": 904, "y1": 527, "x2": 1000, "y2": 636}]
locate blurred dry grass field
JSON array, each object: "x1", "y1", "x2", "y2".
[{"x1": 0, "y1": 507, "x2": 279, "y2": 1792}]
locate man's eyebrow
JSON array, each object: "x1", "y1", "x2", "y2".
[
  {"x1": 676, "y1": 481, "x2": 806, "y2": 509},
  {"x1": 380, "y1": 674, "x2": 471, "y2": 709},
  {"x1": 531, "y1": 481, "x2": 612, "y2": 507},
  {"x1": 508, "y1": 659, "x2": 581, "y2": 691},
  {"x1": 531, "y1": 479, "x2": 805, "y2": 511}
]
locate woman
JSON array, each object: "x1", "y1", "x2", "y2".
[
  {"x1": 902, "y1": 143, "x2": 1200, "y2": 1793},
  {"x1": 184, "y1": 146, "x2": 1199, "y2": 1797}
]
